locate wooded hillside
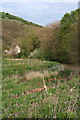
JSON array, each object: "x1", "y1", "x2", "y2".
[{"x1": 1, "y1": 9, "x2": 80, "y2": 64}]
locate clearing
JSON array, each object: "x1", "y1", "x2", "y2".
[{"x1": 2, "y1": 58, "x2": 79, "y2": 118}]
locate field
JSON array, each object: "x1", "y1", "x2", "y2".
[{"x1": 2, "y1": 58, "x2": 79, "y2": 118}]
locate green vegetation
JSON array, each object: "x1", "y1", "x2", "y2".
[
  {"x1": 2, "y1": 9, "x2": 79, "y2": 64},
  {"x1": 2, "y1": 59, "x2": 79, "y2": 118},
  {"x1": 1, "y1": 9, "x2": 80, "y2": 118},
  {"x1": 36, "y1": 9, "x2": 79, "y2": 64},
  {"x1": 2, "y1": 15, "x2": 41, "y2": 53},
  {"x1": 57, "y1": 9, "x2": 80, "y2": 64},
  {"x1": 0, "y1": 12, "x2": 42, "y2": 27}
]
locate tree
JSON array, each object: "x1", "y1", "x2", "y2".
[{"x1": 57, "y1": 9, "x2": 80, "y2": 64}]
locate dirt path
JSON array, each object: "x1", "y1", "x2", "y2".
[{"x1": 6, "y1": 58, "x2": 28, "y2": 61}]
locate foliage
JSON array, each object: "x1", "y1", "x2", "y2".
[
  {"x1": 20, "y1": 35, "x2": 40, "y2": 57},
  {"x1": 2, "y1": 14, "x2": 41, "y2": 57},
  {"x1": 36, "y1": 22, "x2": 60, "y2": 61},
  {"x1": 0, "y1": 12, "x2": 42, "y2": 27},
  {"x1": 35, "y1": 9, "x2": 79, "y2": 64},
  {"x1": 2, "y1": 9, "x2": 79, "y2": 64},
  {"x1": 1, "y1": 8, "x2": 80, "y2": 119},
  {"x1": 2, "y1": 59, "x2": 79, "y2": 118},
  {"x1": 57, "y1": 9, "x2": 80, "y2": 64}
]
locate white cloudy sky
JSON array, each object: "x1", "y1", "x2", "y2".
[{"x1": 0, "y1": 1, "x2": 78, "y2": 26}]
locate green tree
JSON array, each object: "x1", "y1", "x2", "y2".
[{"x1": 57, "y1": 9, "x2": 80, "y2": 64}]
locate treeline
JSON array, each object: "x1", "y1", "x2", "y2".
[
  {"x1": 57, "y1": 9, "x2": 79, "y2": 64},
  {"x1": 0, "y1": 12, "x2": 42, "y2": 27},
  {"x1": 28, "y1": 9, "x2": 79, "y2": 65},
  {"x1": 2, "y1": 9, "x2": 80, "y2": 65}
]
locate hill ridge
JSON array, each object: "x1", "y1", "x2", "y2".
[{"x1": 0, "y1": 11, "x2": 42, "y2": 27}]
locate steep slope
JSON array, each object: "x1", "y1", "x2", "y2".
[
  {"x1": 0, "y1": 12, "x2": 42, "y2": 26},
  {"x1": 0, "y1": 12, "x2": 42, "y2": 54}
]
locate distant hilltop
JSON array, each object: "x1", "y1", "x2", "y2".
[{"x1": 0, "y1": 12, "x2": 42, "y2": 27}]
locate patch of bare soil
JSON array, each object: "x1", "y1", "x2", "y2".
[
  {"x1": 22, "y1": 71, "x2": 51, "y2": 80},
  {"x1": 6, "y1": 58, "x2": 28, "y2": 61},
  {"x1": 12, "y1": 86, "x2": 55, "y2": 99}
]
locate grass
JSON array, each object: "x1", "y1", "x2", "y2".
[{"x1": 2, "y1": 58, "x2": 79, "y2": 118}]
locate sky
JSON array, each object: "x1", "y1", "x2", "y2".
[{"x1": 0, "y1": 1, "x2": 78, "y2": 26}]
